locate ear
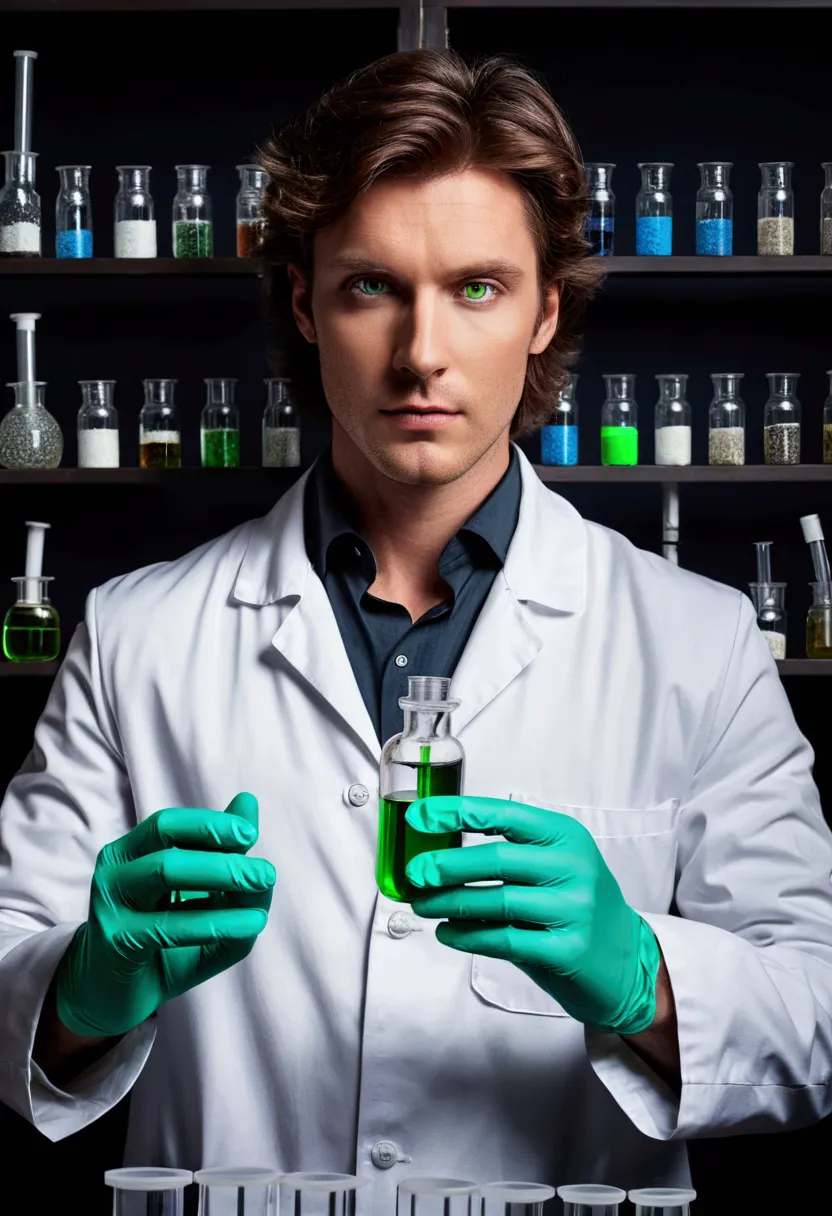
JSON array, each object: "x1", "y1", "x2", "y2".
[
  {"x1": 528, "y1": 282, "x2": 560, "y2": 356},
  {"x1": 288, "y1": 264, "x2": 318, "y2": 345}
]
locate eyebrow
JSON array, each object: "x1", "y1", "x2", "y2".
[{"x1": 327, "y1": 255, "x2": 527, "y2": 285}]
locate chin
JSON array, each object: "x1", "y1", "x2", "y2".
[{"x1": 368, "y1": 437, "x2": 470, "y2": 486}]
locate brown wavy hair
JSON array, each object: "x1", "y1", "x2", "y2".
[{"x1": 258, "y1": 48, "x2": 606, "y2": 437}]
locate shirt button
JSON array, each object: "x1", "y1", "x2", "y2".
[
  {"x1": 347, "y1": 783, "x2": 369, "y2": 807},
  {"x1": 387, "y1": 912, "x2": 412, "y2": 939},
  {"x1": 395, "y1": 654, "x2": 408, "y2": 668},
  {"x1": 370, "y1": 1141, "x2": 399, "y2": 1170}
]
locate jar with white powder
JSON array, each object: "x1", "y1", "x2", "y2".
[
  {"x1": 749, "y1": 582, "x2": 787, "y2": 661},
  {"x1": 0, "y1": 151, "x2": 41, "y2": 258},
  {"x1": 654, "y1": 374, "x2": 692, "y2": 466},
  {"x1": 77, "y1": 380, "x2": 119, "y2": 468},
  {"x1": 114, "y1": 166, "x2": 157, "y2": 258}
]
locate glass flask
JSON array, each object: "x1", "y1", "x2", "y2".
[
  {"x1": 822, "y1": 163, "x2": 832, "y2": 255},
  {"x1": 201, "y1": 377, "x2": 240, "y2": 468},
  {"x1": 262, "y1": 377, "x2": 300, "y2": 467},
  {"x1": 696, "y1": 162, "x2": 733, "y2": 256},
  {"x1": 173, "y1": 164, "x2": 213, "y2": 258},
  {"x1": 807, "y1": 581, "x2": 832, "y2": 659},
  {"x1": 584, "y1": 163, "x2": 615, "y2": 256},
  {"x1": 601, "y1": 373, "x2": 638, "y2": 465},
  {"x1": 2, "y1": 577, "x2": 60, "y2": 663},
  {"x1": 196, "y1": 1168, "x2": 280, "y2": 1216},
  {"x1": 757, "y1": 162, "x2": 794, "y2": 256},
  {"x1": 0, "y1": 151, "x2": 40, "y2": 257},
  {"x1": 708, "y1": 372, "x2": 745, "y2": 466},
  {"x1": 78, "y1": 380, "x2": 119, "y2": 468},
  {"x1": 0, "y1": 381, "x2": 62, "y2": 469},
  {"x1": 763, "y1": 372, "x2": 801, "y2": 465},
  {"x1": 377, "y1": 675, "x2": 465, "y2": 904},
  {"x1": 654, "y1": 374, "x2": 691, "y2": 466},
  {"x1": 636, "y1": 162, "x2": 673, "y2": 256},
  {"x1": 106, "y1": 1169, "x2": 193, "y2": 1216},
  {"x1": 139, "y1": 378, "x2": 181, "y2": 469},
  {"x1": 236, "y1": 164, "x2": 267, "y2": 258},
  {"x1": 749, "y1": 582, "x2": 787, "y2": 660},
  {"x1": 824, "y1": 370, "x2": 832, "y2": 464},
  {"x1": 55, "y1": 165, "x2": 92, "y2": 258},
  {"x1": 540, "y1": 373, "x2": 578, "y2": 465},
  {"x1": 114, "y1": 166, "x2": 157, "y2": 258}
]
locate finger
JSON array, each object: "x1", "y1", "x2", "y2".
[
  {"x1": 113, "y1": 851, "x2": 276, "y2": 910},
  {"x1": 410, "y1": 883, "x2": 569, "y2": 926},
  {"x1": 406, "y1": 840, "x2": 584, "y2": 890},
  {"x1": 103, "y1": 806, "x2": 258, "y2": 866},
  {"x1": 405, "y1": 795, "x2": 585, "y2": 846},
  {"x1": 114, "y1": 907, "x2": 269, "y2": 953},
  {"x1": 225, "y1": 792, "x2": 259, "y2": 841},
  {"x1": 435, "y1": 919, "x2": 556, "y2": 968}
]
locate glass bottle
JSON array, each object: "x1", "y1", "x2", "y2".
[
  {"x1": 824, "y1": 370, "x2": 832, "y2": 464},
  {"x1": 584, "y1": 163, "x2": 615, "y2": 256},
  {"x1": 601, "y1": 374, "x2": 638, "y2": 466},
  {"x1": 635, "y1": 163, "x2": 673, "y2": 256},
  {"x1": 2, "y1": 576, "x2": 60, "y2": 662},
  {"x1": 807, "y1": 582, "x2": 832, "y2": 659},
  {"x1": 822, "y1": 163, "x2": 832, "y2": 256},
  {"x1": 654, "y1": 374, "x2": 691, "y2": 466},
  {"x1": 540, "y1": 373, "x2": 579, "y2": 466},
  {"x1": 748, "y1": 582, "x2": 787, "y2": 661},
  {"x1": 708, "y1": 373, "x2": 746, "y2": 466},
  {"x1": 139, "y1": 379, "x2": 181, "y2": 469},
  {"x1": 696, "y1": 162, "x2": 733, "y2": 256},
  {"x1": 173, "y1": 165, "x2": 213, "y2": 258},
  {"x1": 114, "y1": 166, "x2": 157, "y2": 258},
  {"x1": 236, "y1": 164, "x2": 267, "y2": 258},
  {"x1": 757, "y1": 162, "x2": 794, "y2": 256},
  {"x1": 77, "y1": 380, "x2": 119, "y2": 468},
  {"x1": 0, "y1": 381, "x2": 62, "y2": 469},
  {"x1": 201, "y1": 378, "x2": 240, "y2": 468},
  {"x1": 377, "y1": 675, "x2": 465, "y2": 904},
  {"x1": 0, "y1": 151, "x2": 40, "y2": 257},
  {"x1": 763, "y1": 372, "x2": 801, "y2": 465},
  {"x1": 55, "y1": 165, "x2": 92, "y2": 258},
  {"x1": 262, "y1": 378, "x2": 300, "y2": 467}
]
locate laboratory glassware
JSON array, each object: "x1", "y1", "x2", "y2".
[
  {"x1": 11, "y1": 309, "x2": 38, "y2": 381},
  {"x1": 695, "y1": 162, "x2": 732, "y2": 256},
  {"x1": 2, "y1": 520, "x2": 59, "y2": 662},
  {"x1": 708, "y1": 372, "x2": 745, "y2": 466},
  {"x1": 140, "y1": 378, "x2": 181, "y2": 469},
  {"x1": 195, "y1": 1167, "x2": 281, "y2": 1216},
  {"x1": 398, "y1": 1178, "x2": 479, "y2": 1216},
  {"x1": 201, "y1": 377, "x2": 240, "y2": 467},
  {"x1": 763, "y1": 372, "x2": 801, "y2": 465},
  {"x1": 757, "y1": 162, "x2": 794, "y2": 256},
  {"x1": 0, "y1": 151, "x2": 40, "y2": 257},
  {"x1": 557, "y1": 1185, "x2": 626, "y2": 1216},
  {"x1": 749, "y1": 582, "x2": 787, "y2": 660},
  {"x1": 173, "y1": 164, "x2": 213, "y2": 258},
  {"x1": 584, "y1": 163, "x2": 615, "y2": 256},
  {"x1": 378, "y1": 675, "x2": 465, "y2": 904},
  {"x1": 12, "y1": 51, "x2": 37, "y2": 154},
  {"x1": 115, "y1": 166, "x2": 157, "y2": 258},
  {"x1": 280, "y1": 1173, "x2": 368, "y2": 1216},
  {"x1": 636, "y1": 163, "x2": 673, "y2": 256},
  {"x1": 78, "y1": 380, "x2": 119, "y2": 468},
  {"x1": 55, "y1": 165, "x2": 92, "y2": 258},
  {"x1": 654, "y1": 374, "x2": 691, "y2": 466},
  {"x1": 800, "y1": 514, "x2": 831, "y2": 584},
  {"x1": 262, "y1": 377, "x2": 300, "y2": 467},
  {"x1": 480, "y1": 1181, "x2": 555, "y2": 1216},
  {"x1": 807, "y1": 582, "x2": 832, "y2": 658},
  {"x1": 237, "y1": 163, "x2": 267, "y2": 257},
  {"x1": 105, "y1": 1168, "x2": 193, "y2": 1216},
  {"x1": 601, "y1": 374, "x2": 638, "y2": 465},
  {"x1": 628, "y1": 1189, "x2": 697, "y2": 1216},
  {"x1": 824, "y1": 370, "x2": 832, "y2": 463},
  {"x1": 821, "y1": 163, "x2": 832, "y2": 254},
  {"x1": 540, "y1": 373, "x2": 578, "y2": 465},
  {"x1": 0, "y1": 382, "x2": 63, "y2": 469}
]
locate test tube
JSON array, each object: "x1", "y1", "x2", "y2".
[
  {"x1": 628, "y1": 1188, "x2": 696, "y2": 1216},
  {"x1": 398, "y1": 1177, "x2": 479, "y2": 1216},
  {"x1": 23, "y1": 520, "x2": 49, "y2": 605},
  {"x1": 800, "y1": 514, "x2": 831, "y2": 585},
  {"x1": 13, "y1": 51, "x2": 37, "y2": 154},
  {"x1": 10, "y1": 312, "x2": 40, "y2": 388},
  {"x1": 279, "y1": 1172, "x2": 368, "y2": 1216},
  {"x1": 557, "y1": 1185, "x2": 626, "y2": 1216},
  {"x1": 480, "y1": 1180, "x2": 555, "y2": 1216},
  {"x1": 104, "y1": 1168, "x2": 193, "y2": 1216},
  {"x1": 195, "y1": 1167, "x2": 280, "y2": 1216}
]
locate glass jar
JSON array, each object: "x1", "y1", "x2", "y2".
[
  {"x1": 601, "y1": 374, "x2": 638, "y2": 466},
  {"x1": 0, "y1": 151, "x2": 41, "y2": 258},
  {"x1": 584, "y1": 163, "x2": 615, "y2": 256},
  {"x1": 236, "y1": 164, "x2": 267, "y2": 258},
  {"x1": 77, "y1": 380, "x2": 119, "y2": 468},
  {"x1": 763, "y1": 372, "x2": 801, "y2": 465},
  {"x1": 757, "y1": 162, "x2": 794, "y2": 256},
  {"x1": 2, "y1": 576, "x2": 60, "y2": 663},
  {"x1": 708, "y1": 373, "x2": 745, "y2": 466},
  {"x1": 822, "y1": 163, "x2": 832, "y2": 255},
  {"x1": 0, "y1": 381, "x2": 62, "y2": 469},
  {"x1": 824, "y1": 370, "x2": 832, "y2": 464},
  {"x1": 635, "y1": 163, "x2": 673, "y2": 256},
  {"x1": 55, "y1": 165, "x2": 92, "y2": 258},
  {"x1": 140, "y1": 379, "x2": 181, "y2": 469},
  {"x1": 807, "y1": 582, "x2": 832, "y2": 658},
  {"x1": 749, "y1": 582, "x2": 787, "y2": 661},
  {"x1": 201, "y1": 378, "x2": 240, "y2": 468},
  {"x1": 540, "y1": 374, "x2": 579, "y2": 466},
  {"x1": 114, "y1": 166, "x2": 157, "y2": 258},
  {"x1": 654, "y1": 374, "x2": 691, "y2": 466},
  {"x1": 173, "y1": 165, "x2": 213, "y2": 258},
  {"x1": 262, "y1": 378, "x2": 300, "y2": 467},
  {"x1": 696, "y1": 162, "x2": 733, "y2": 256}
]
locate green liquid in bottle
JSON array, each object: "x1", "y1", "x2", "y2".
[
  {"x1": 201, "y1": 429, "x2": 240, "y2": 468},
  {"x1": 601, "y1": 425, "x2": 638, "y2": 466},
  {"x1": 377, "y1": 756, "x2": 463, "y2": 903},
  {"x1": 2, "y1": 603, "x2": 61, "y2": 662}
]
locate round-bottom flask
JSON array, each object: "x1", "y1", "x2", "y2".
[
  {"x1": 2, "y1": 576, "x2": 60, "y2": 662},
  {"x1": 0, "y1": 381, "x2": 63, "y2": 469}
]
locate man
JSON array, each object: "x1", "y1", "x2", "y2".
[{"x1": 1, "y1": 47, "x2": 831, "y2": 1211}]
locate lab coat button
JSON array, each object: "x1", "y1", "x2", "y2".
[
  {"x1": 370, "y1": 1141, "x2": 399, "y2": 1169},
  {"x1": 394, "y1": 654, "x2": 408, "y2": 668},
  {"x1": 387, "y1": 912, "x2": 412, "y2": 939},
  {"x1": 347, "y1": 783, "x2": 370, "y2": 807}
]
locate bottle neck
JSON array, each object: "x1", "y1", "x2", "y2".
[
  {"x1": 4, "y1": 150, "x2": 36, "y2": 186},
  {"x1": 760, "y1": 163, "x2": 791, "y2": 190},
  {"x1": 401, "y1": 707, "x2": 453, "y2": 740},
  {"x1": 604, "y1": 376, "x2": 635, "y2": 401},
  {"x1": 699, "y1": 162, "x2": 730, "y2": 189},
  {"x1": 118, "y1": 167, "x2": 151, "y2": 192},
  {"x1": 58, "y1": 166, "x2": 89, "y2": 192},
  {"x1": 657, "y1": 376, "x2": 688, "y2": 402},
  {"x1": 205, "y1": 378, "x2": 236, "y2": 407},
  {"x1": 9, "y1": 380, "x2": 45, "y2": 408},
  {"x1": 767, "y1": 374, "x2": 799, "y2": 399},
  {"x1": 177, "y1": 166, "x2": 208, "y2": 193},
  {"x1": 640, "y1": 164, "x2": 671, "y2": 191},
  {"x1": 80, "y1": 381, "x2": 114, "y2": 410},
  {"x1": 144, "y1": 380, "x2": 176, "y2": 407},
  {"x1": 712, "y1": 374, "x2": 743, "y2": 400}
]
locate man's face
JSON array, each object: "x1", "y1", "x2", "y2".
[{"x1": 289, "y1": 165, "x2": 559, "y2": 486}]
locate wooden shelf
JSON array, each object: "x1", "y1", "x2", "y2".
[
  {"x1": 0, "y1": 661, "x2": 59, "y2": 676},
  {"x1": 534, "y1": 465, "x2": 832, "y2": 484},
  {"x1": 603, "y1": 256, "x2": 832, "y2": 275},
  {"x1": 3, "y1": 0, "x2": 827, "y2": 8}
]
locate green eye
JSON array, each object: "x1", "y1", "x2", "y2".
[
  {"x1": 354, "y1": 278, "x2": 387, "y2": 296},
  {"x1": 463, "y1": 282, "x2": 489, "y2": 301}
]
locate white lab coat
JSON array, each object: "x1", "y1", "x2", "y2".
[{"x1": 0, "y1": 445, "x2": 831, "y2": 1210}]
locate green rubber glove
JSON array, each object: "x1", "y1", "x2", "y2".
[
  {"x1": 55, "y1": 792, "x2": 275, "y2": 1038},
  {"x1": 405, "y1": 795, "x2": 661, "y2": 1035}
]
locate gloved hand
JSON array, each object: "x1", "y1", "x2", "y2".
[
  {"x1": 55, "y1": 792, "x2": 275, "y2": 1038},
  {"x1": 405, "y1": 795, "x2": 661, "y2": 1035}
]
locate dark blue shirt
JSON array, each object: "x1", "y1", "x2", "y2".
[{"x1": 304, "y1": 447, "x2": 522, "y2": 745}]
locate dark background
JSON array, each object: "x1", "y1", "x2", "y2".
[{"x1": 0, "y1": 4, "x2": 830, "y2": 1212}]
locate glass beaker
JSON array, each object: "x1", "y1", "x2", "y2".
[
  {"x1": 749, "y1": 582, "x2": 787, "y2": 661},
  {"x1": 105, "y1": 1168, "x2": 193, "y2": 1216},
  {"x1": 540, "y1": 373, "x2": 578, "y2": 465},
  {"x1": 708, "y1": 372, "x2": 745, "y2": 466},
  {"x1": 824, "y1": 370, "x2": 832, "y2": 464},
  {"x1": 140, "y1": 378, "x2": 181, "y2": 469},
  {"x1": 628, "y1": 1188, "x2": 697, "y2": 1216},
  {"x1": 398, "y1": 1178, "x2": 478, "y2": 1216},
  {"x1": 636, "y1": 162, "x2": 673, "y2": 256},
  {"x1": 807, "y1": 581, "x2": 832, "y2": 658},
  {"x1": 115, "y1": 166, "x2": 157, "y2": 258},
  {"x1": 584, "y1": 163, "x2": 615, "y2": 256},
  {"x1": 201, "y1": 377, "x2": 240, "y2": 468},
  {"x1": 654, "y1": 373, "x2": 691, "y2": 466},
  {"x1": 237, "y1": 164, "x2": 267, "y2": 257},
  {"x1": 0, "y1": 381, "x2": 63, "y2": 469},
  {"x1": 601, "y1": 374, "x2": 638, "y2": 466},
  {"x1": 262, "y1": 378, "x2": 300, "y2": 467},
  {"x1": 280, "y1": 1174, "x2": 368, "y2": 1216},
  {"x1": 173, "y1": 164, "x2": 213, "y2": 258},
  {"x1": 696, "y1": 162, "x2": 733, "y2": 256},
  {"x1": 757, "y1": 162, "x2": 794, "y2": 256},
  {"x1": 0, "y1": 151, "x2": 41, "y2": 257},
  {"x1": 763, "y1": 372, "x2": 801, "y2": 465},
  {"x1": 55, "y1": 165, "x2": 92, "y2": 258},
  {"x1": 557, "y1": 1185, "x2": 626, "y2": 1216},
  {"x1": 78, "y1": 379, "x2": 119, "y2": 468},
  {"x1": 378, "y1": 675, "x2": 465, "y2": 904},
  {"x1": 2, "y1": 576, "x2": 60, "y2": 662},
  {"x1": 480, "y1": 1181, "x2": 555, "y2": 1216},
  {"x1": 195, "y1": 1168, "x2": 280, "y2": 1216},
  {"x1": 821, "y1": 163, "x2": 832, "y2": 255}
]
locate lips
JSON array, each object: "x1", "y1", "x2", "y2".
[{"x1": 383, "y1": 407, "x2": 459, "y2": 415}]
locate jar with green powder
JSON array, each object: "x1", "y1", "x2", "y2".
[
  {"x1": 601, "y1": 374, "x2": 639, "y2": 466},
  {"x1": 172, "y1": 164, "x2": 213, "y2": 258}
]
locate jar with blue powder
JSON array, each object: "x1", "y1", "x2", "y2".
[
  {"x1": 636, "y1": 163, "x2": 673, "y2": 256},
  {"x1": 55, "y1": 165, "x2": 92, "y2": 258},
  {"x1": 540, "y1": 374, "x2": 579, "y2": 465},
  {"x1": 584, "y1": 163, "x2": 615, "y2": 256},
  {"x1": 696, "y1": 162, "x2": 733, "y2": 256}
]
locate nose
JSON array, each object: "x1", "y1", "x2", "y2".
[{"x1": 391, "y1": 289, "x2": 449, "y2": 384}]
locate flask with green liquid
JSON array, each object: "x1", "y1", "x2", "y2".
[{"x1": 2, "y1": 520, "x2": 60, "y2": 662}]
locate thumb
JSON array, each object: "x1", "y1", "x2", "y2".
[{"x1": 225, "y1": 792, "x2": 259, "y2": 842}]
